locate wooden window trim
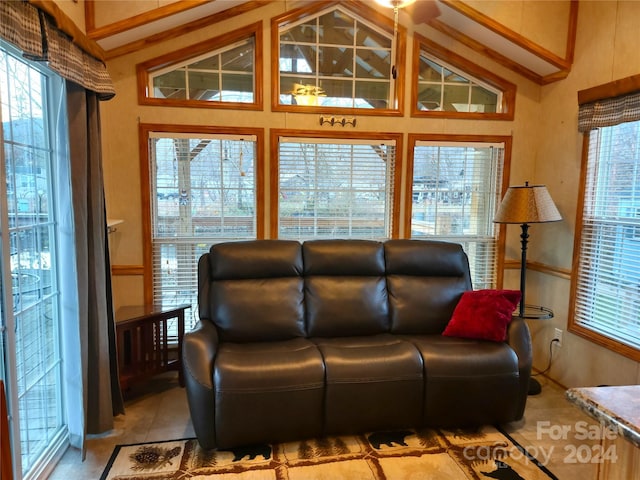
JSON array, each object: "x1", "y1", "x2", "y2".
[
  {"x1": 577, "y1": 73, "x2": 640, "y2": 106},
  {"x1": 412, "y1": 34, "x2": 516, "y2": 120},
  {"x1": 139, "y1": 123, "x2": 265, "y2": 304},
  {"x1": 269, "y1": 129, "x2": 403, "y2": 239},
  {"x1": 270, "y1": 1, "x2": 405, "y2": 117},
  {"x1": 136, "y1": 22, "x2": 263, "y2": 111}
]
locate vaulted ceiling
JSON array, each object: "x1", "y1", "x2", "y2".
[{"x1": 86, "y1": 0, "x2": 578, "y2": 85}]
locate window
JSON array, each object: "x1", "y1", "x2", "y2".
[
  {"x1": 273, "y1": 131, "x2": 401, "y2": 240},
  {"x1": 272, "y1": 3, "x2": 404, "y2": 114},
  {"x1": 142, "y1": 126, "x2": 263, "y2": 326},
  {"x1": 137, "y1": 23, "x2": 262, "y2": 109},
  {"x1": 406, "y1": 136, "x2": 509, "y2": 289},
  {"x1": 570, "y1": 102, "x2": 640, "y2": 359},
  {"x1": 1, "y1": 42, "x2": 68, "y2": 478},
  {"x1": 412, "y1": 35, "x2": 515, "y2": 120}
]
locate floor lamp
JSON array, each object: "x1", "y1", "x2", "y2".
[{"x1": 494, "y1": 182, "x2": 562, "y2": 394}]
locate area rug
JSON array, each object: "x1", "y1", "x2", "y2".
[{"x1": 100, "y1": 425, "x2": 558, "y2": 479}]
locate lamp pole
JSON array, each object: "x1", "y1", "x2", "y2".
[{"x1": 519, "y1": 223, "x2": 529, "y2": 318}]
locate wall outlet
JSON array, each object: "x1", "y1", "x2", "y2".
[{"x1": 553, "y1": 328, "x2": 563, "y2": 347}]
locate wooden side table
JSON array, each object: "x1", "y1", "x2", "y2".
[{"x1": 115, "y1": 304, "x2": 190, "y2": 391}]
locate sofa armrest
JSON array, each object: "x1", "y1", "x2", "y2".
[
  {"x1": 183, "y1": 319, "x2": 219, "y2": 449},
  {"x1": 506, "y1": 317, "x2": 533, "y2": 419}
]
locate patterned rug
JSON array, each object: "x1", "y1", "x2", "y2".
[{"x1": 100, "y1": 425, "x2": 558, "y2": 479}]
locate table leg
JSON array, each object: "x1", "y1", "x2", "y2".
[{"x1": 177, "y1": 311, "x2": 185, "y2": 387}]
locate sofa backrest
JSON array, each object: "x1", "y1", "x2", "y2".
[
  {"x1": 200, "y1": 240, "x2": 305, "y2": 342},
  {"x1": 303, "y1": 240, "x2": 389, "y2": 337},
  {"x1": 385, "y1": 239, "x2": 472, "y2": 334},
  {"x1": 198, "y1": 239, "x2": 472, "y2": 342}
]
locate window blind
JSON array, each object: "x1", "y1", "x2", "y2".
[
  {"x1": 573, "y1": 124, "x2": 640, "y2": 350},
  {"x1": 148, "y1": 132, "x2": 257, "y2": 329},
  {"x1": 278, "y1": 137, "x2": 396, "y2": 240},
  {"x1": 410, "y1": 141, "x2": 504, "y2": 289}
]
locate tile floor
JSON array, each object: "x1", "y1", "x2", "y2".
[{"x1": 47, "y1": 373, "x2": 602, "y2": 479}]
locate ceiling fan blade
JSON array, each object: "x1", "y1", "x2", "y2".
[{"x1": 405, "y1": 0, "x2": 441, "y2": 24}]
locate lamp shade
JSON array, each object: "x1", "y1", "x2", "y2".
[{"x1": 494, "y1": 183, "x2": 562, "y2": 224}]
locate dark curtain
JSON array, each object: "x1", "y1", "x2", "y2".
[{"x1": 66, "y1": 81, "x2": 124, "y2": 441}]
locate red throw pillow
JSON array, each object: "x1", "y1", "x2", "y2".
[{"x1": 443, "y1": 289, "x2": 522, "y2": 342}]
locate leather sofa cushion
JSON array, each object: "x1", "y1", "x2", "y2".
[
  {"x1": 209, "y1": 240, "x2": 303, "y2": 279},
  {"x1": 408, "y1": 335, "x2": 520, "y2": 426},
  {"x1": 210, "y1": 277, "x2": 305, "y2": 342},
  {"x1": 306, "y1": 277, "x2": 389, "y2": 336},
  {"x1": 304, "y1": 240, "x2": 389, "y2": 336},
  {"x1": 205, "y1": 240, "x2": 305, "y2": 342},
  {"x1": 385, "y1": 240, "x2": 472, "y2": 334},
  {"x1": 302, "y1": 239, "x2": 385, "y2": 275},
  {"x1": 314, "y1": 335, "x2": 424, "y2": 434},
  {"x1": 214, "y1": 338, "x2": 325, "y2": 447}
]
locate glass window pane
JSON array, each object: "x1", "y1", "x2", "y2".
[
  {"x1": 221, "y1": 73, "x2": 254, "y2": 101},
  {"x1": 153, "y1": 70, "x2": 186, "y2": 99},
  {"x1": 442, "y1": 84, "x2": 470, "y2": 112},
  {"x1": 355, "y1": 81, "x2": 389, "y2": 108},
  {"x1": 319, "y1": 46, "x2": 353, "y2": 77},
  {"x1": 417, "y1": 84, "x2": 442, "y2": 111},
  {"x1": 319, "y1": 78, "x2": 353, "y2": 106},
  {"x1": 280, "y1": 44, "x2": 316, "y2": 74},
  {"x1": 419, "y1": 57, "x2": 442, "y2": 82},
  {"x1": 281, "y1": 19, "x2": 317, "y2": 43},
  {"x1": 221, "y1": 41, "x2": 254, "y2": 72},
  {"x1": 188, "y1": 71, "x2": 218, "y2": 100},
  {"x1": 471, "y1": 85, "x2": 498, "y2": 113},
  {"x1": 444, "y1": 68, "x2": 469, "y2": 84},
  {"x1": 355, "y1": 49, "x2": 390, "y2": 79},
  {"x1": 356, "y1": 23, "x2": 391, "y2": 49},
  {"x1": 191, "y1": 55, "x2": 219, "y2": 70},
  {"x1": 318, "y1": 10, "x2": 354, "y2": 45}
]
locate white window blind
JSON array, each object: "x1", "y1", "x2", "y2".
[
  {"x1": 573, "y1": 123, "x2": 640, "y2": 350},
  {"x1": 149, "y1": 132, "x2": 257, "y2": 328},
  {"x1": 278, "y1": 137, "x2": 396, "y2": 240},
  {"x1": 410, "y1": 141, "x2": 504, "y2": 289}
]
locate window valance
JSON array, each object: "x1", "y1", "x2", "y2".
[
  {"x1": 578, "y1": 90, "x2": 640, "y2": 132},
  {"x1": 0, "y1": 1, "x2": 115, "y2": 100}
]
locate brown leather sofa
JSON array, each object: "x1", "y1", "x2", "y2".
[{"x1": 183, "y1": 239, "x2": 532, "y2": 450}]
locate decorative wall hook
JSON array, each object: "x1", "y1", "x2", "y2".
[{"x1": 319, "y1": 115, "x2": 357, "y2": 127}]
